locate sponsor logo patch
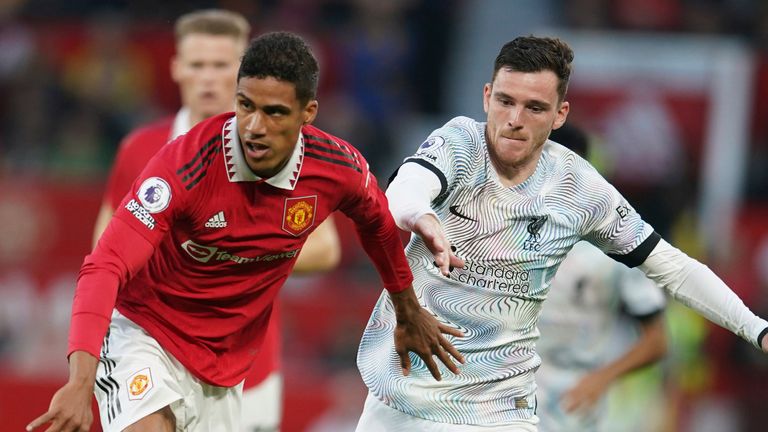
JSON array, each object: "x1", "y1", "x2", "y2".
[
  {"x1": 282, "y1": 196, "x2": 317, "y2": 236},
  {"x1": 137, "y1": 177, "x2": 172, "y2": 214},
  {"x1": 126, "y1": 367, "x2": 153, "y2": 400},
  {"x1": 205, "y1": 211, "x2": 227, "y2": 228},
  {"x1": 180, "y1": 240, "x2": 300, "y2": 264},
  {"x1": 126, "y1": 199, "x2": 156, "y2": 230}
]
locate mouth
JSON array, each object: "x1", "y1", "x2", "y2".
[{"x1": 244, "y1": 141, "x2": 270, "y2": 159}]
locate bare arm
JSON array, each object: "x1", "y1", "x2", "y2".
[
  {"x1": 91, "y1": 202, "x2": 115, "y2": 249},
  {"x1": 561, "y1": 313, "x2": 667, "y2": 412},
  {"x1": 293, "y1": 215, "x2": 341, "y2": 274},
  {"x1": 27, "y1": 351, "x2": 98, "y2": 431}
]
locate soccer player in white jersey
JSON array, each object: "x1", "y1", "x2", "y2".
[
  {"x1": 355, "y1": 36, "x2": 768, "y2": 431},
  {"x1": 536, "y1": 124, "x2": 667, "y2": 432}
]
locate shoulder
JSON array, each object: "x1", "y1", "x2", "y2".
[
  {"x1": 301, "y1": 124, "x2": 366, "y2": 176},
  {"x1": 433, "y1": 116, "x2": 483, "y2": 148},
  {"x1": 157, "y1": 113, "x2": 231, "y2": 191},
  {"x1": 543, "y1": 141, "x2": 610, "y2": 193}
]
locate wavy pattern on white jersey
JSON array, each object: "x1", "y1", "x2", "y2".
[{"x1": 358, "y1": 116, "x2": 654, "y2": 425}]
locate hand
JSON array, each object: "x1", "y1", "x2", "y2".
[
  {"x1": 413, "y1": 214, "x2": 465, "y2": 277},
  {"x1": 27, "y1": 351, "x2": 98, "y2": 432},
  {"x1": 560, "y1": 369, "x2": 613, "y2": 413},
  {"x1": 26, "y1": 381, "x2": 94, "y2": 431},
  {"x1": 762, "y1": 332, "x2": 768, "y2": 353},
  {"x1": 390, "y1": 286, "x2": 465, "y2": 381}
]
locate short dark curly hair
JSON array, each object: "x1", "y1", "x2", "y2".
[
  {"x1": 493, "y1": 36, "x2": 574, "y2": 101},
  {"x1": 238, "y1": 31, "x2": 319, "y2": 105}
]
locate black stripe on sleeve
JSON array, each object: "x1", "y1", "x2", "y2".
[
  {"x1": 758, "y1": 327, "x2": 768, "y2": 348},
  {"x1": 608, "y1": 231, "x2": 662, "y2": 268},
  {"x1": 393, "y1": 158, "x2": 448, "y2": 197},
  {"x1": 305, "y1": 151, "x2": 363, "y2": 173},
  {"x1": 176, "y1": 135, "x2": 221, "y2": 175},
  {"x1": 304, "y1": 141, "x2": 358, "y2": 163}
]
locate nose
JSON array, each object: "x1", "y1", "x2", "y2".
[
  {"x1": 507, "y1": 106, "x2": 523, "y2": 128},
  {"x1": 245, "y1": 111, "x2": 266, "y2": 136}
]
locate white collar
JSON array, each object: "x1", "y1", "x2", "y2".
[
  {"x1": 170, "y1": 107, "x2": 192, "y2": 140},
  {"x1": 221, "y1": 116, "x2": 303, "y2": 190}
]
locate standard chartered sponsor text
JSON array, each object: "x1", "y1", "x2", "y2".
[{"x1": 454, "y1": 260, "x2": 530, "y2": 294}]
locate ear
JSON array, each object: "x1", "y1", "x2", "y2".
[
  {"x1": 483, "y1": 83, "x2": 492, "y2": 113},
  {"x1": 552, "y1": 100, "x2": 570, "y2": 130},
  {"x1": 302, "y1": 100, "x2": 319, "y2": 125}
]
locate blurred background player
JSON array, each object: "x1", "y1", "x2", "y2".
[
  {"x1": 90, "y1": 10, "x2": 341, "y2": 432},
  {"x1": 535, "y1": 124, "x2": 668, "y2": 432}
]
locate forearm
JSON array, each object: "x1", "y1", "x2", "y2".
[
  {"x1": 71, "y1": 217, "x2": 155, "y2": 357},
  {"x1": 639, "y1": 239, "x2": 768, "y2": 349},
  {"x1": 386, "y1": 162, "x2": 441, "y2": 232},
  {"x1": 67, "y1": 351, "x2": 100, "y2": 386}
]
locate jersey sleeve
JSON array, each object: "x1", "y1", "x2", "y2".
[
  {"x1": 392, "y1": 117, "x2": 478, "y2": 204},
  {"x1": 338, "y1": 150, "x2": 413, "y2": 293},
  {"x1": 69, "y1": 135, "x2": 192, "y2": 359},
  {"x1": 578, "y1": 163, "x2": 660, "y2": 268},
  {"x1": 111, "y1": 137, "x2": 189, "y2": 246}
]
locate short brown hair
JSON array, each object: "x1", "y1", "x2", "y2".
[
  {"x1": 493, "y1": 36, "x2": 574, "y2": 101},
  {"x1": 174, "y1": 9, "x2": 250, "y2": 43}
]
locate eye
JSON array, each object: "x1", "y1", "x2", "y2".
[
  {"x1": 238, "y1": 99, "x2": 253, "y2": 110},
  {"x1": 529, "y1": 105, "x2": 544, "y2": 113}
]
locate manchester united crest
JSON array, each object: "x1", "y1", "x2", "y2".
[
  {"x1": 126, "y1": 367, "x2": 153, "y2": 400},
  {"x1": 282, "y1": 196, "x2": 317, "y2": 236}
]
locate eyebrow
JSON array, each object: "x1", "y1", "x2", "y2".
[
  {"x1": 493, "y1": 90, "x2": 552, "y2": 109},
  {"x1": 235, "y1": 92, "x2": 292, "y2": 114}
]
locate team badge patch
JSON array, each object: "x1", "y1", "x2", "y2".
[
  {"x1": 282, "y1": 196, "x2": 317, "y2": 236},
  {"x1": 126, "y1": 367, "x2": 153, "y2": 401},
  {"x1": 137, "y1": 177, "x2": 172, "y2": 214}
]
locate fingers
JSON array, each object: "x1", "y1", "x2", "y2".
[
  {"x1": 421, "y1": 354, "x2": 442, "y2": 381},
  {"x1": 397, "y1": 348, "x2": 412, "y2": 376},
  {"x1": 437, "y1": 332, "x2": 465, "y2": 365},
  {"x1": 27, "y1": 411, "x2": 54, "y2": 432}
]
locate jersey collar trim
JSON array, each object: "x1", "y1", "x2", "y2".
[{"x1": 221, "y1": 116, "x2": 303, "y2": 190}]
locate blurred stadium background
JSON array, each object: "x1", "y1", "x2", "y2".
[{"x1": 1, "y1": 0, "x2": 768, "y2": 431}]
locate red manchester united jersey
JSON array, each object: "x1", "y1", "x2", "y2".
[
  {"x1": 71, "y1": 113, "x2": 412, "y2": 386},
  {"x1": 100, "y1": 111, "x2": 281, "y2": 388}
]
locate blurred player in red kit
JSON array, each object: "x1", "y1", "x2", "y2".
[
  {"x1": 90, "y1": 10, "x2": 340, "y2": 432},
  {"x1": 28, "y1": 31, "x2": 464, "y2": 432}
]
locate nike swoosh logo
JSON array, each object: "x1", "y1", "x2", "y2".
[{"x1": 449, "y1": 205, "x2": 476, "y2": 222}]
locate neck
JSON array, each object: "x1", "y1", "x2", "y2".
[{"x1": 486, "y1": 138, "x2": 543, "y2": 188}]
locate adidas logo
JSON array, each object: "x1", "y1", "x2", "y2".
[{"x1": 205, "y1": 211, "x2": 227, "y2": 228}]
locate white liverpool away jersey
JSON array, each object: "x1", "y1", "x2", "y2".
[
  {"x1": 357, "y1": 116, "x2": 657, "y2": 425},
  {"x1": 536, "y1": 241, "x2": 666, "y2": 431}
]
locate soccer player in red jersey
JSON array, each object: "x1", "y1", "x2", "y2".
[
  {"x1": 28, "y1": 31, "x2": 465, "y2": 432},
  {"x1": 90, "y1": 11, "x2": 340, "y2": 431}
]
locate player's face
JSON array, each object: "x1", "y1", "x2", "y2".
[
  {"x1": 172, "y1": 33, "x2": 245, "y2": 122},
  {"x1": 235, "y1": 76, "x2": 318, "y2": 178},
  {"x1": 483, "y1": 68, "x2": 569, "y2": 176}
]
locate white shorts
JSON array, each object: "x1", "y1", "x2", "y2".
[
  {"x1": 240, "y1": 372, "x2": 282, "y2": 431},
  {"x1": 356, "y1": 393, "x2": 539, "y2": 432},
  {"x1": 95, "y1": 310, "x2": 243, "y2": 432}
]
